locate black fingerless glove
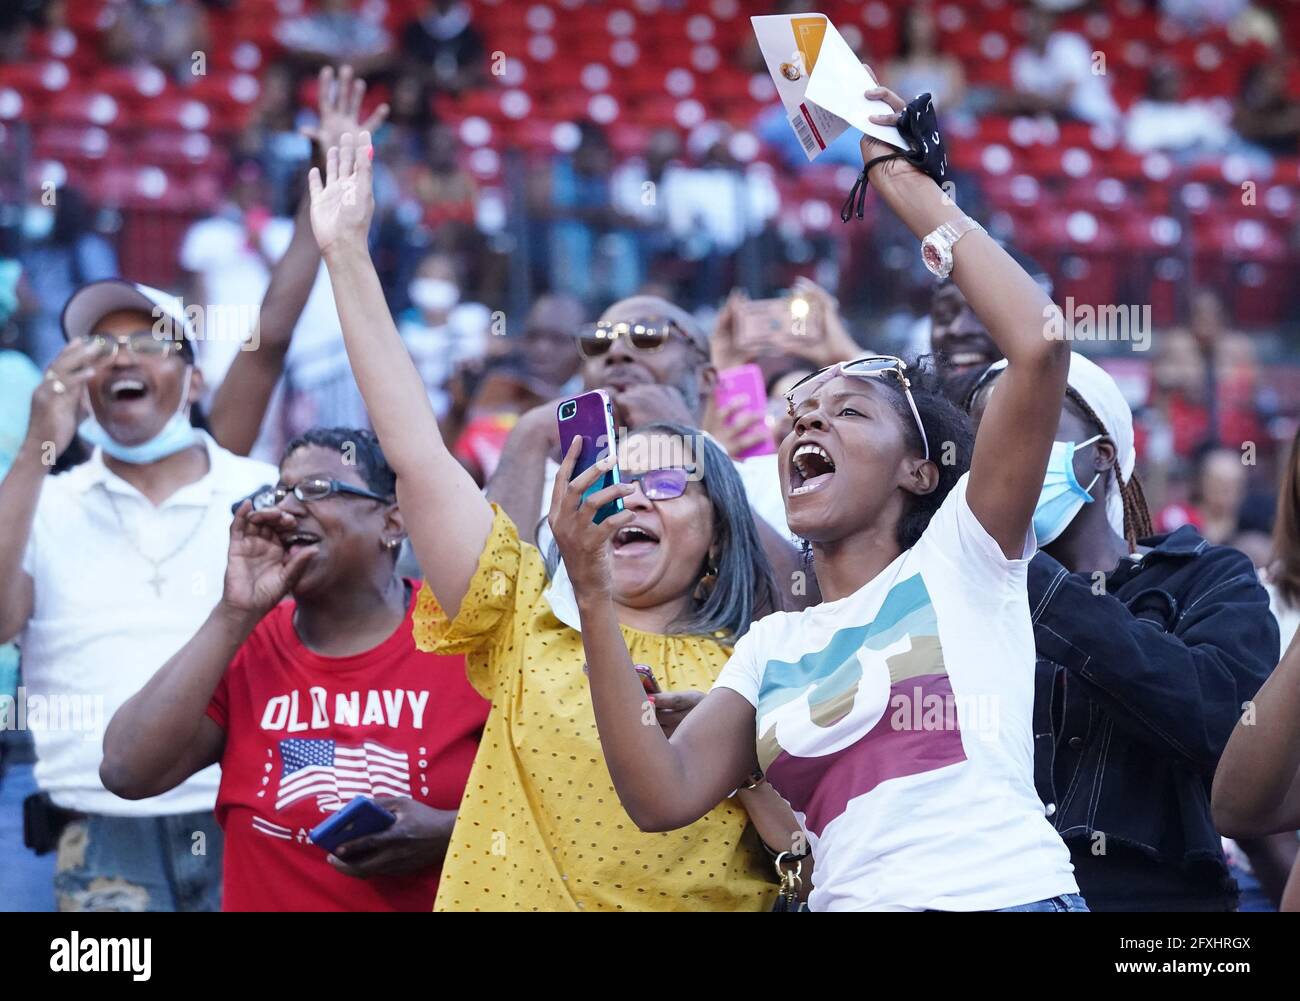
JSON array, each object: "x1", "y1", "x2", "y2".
[{"x1": 841, "y1": 92, "x2": 948, "y2": 222}]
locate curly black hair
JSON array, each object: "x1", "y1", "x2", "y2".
[
  {"x1": 797, "y1": 356, "x2": 974, "y2": 556},
  {"x1": 889, "y1": 359, "x2": 976, "y2": 550},
  {"x1": 282, "y1": 427, "x2": 396, "y2": 501}
]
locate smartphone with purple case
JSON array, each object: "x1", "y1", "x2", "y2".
[{"x1": 557, "y1": 390, "x2": 623, "y2": 524}]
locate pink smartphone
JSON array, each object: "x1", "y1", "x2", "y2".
[
  {"x1": 715, "y1": 364, "x2": 776, "y2": 459},
  {"x1": 557, "y1": 390, "x2": 624, "y2": 524}
]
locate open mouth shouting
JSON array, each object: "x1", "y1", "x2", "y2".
[
  {"x1": 790, "y1": 442, "x2": 837, "y2": 497},
  {"x1": 105, "y1": 374, "x2": 151, "y2": 405},
  {"x1": 612, "y1": 522, "x2": 660, "y2": 557},
  {"x1": 279, "y1": 530, "x2": 322, "y2": 555}
]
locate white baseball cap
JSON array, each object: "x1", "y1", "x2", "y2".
[{"x1": 60, "y1": 278, "x2": 196, "y2": 356}]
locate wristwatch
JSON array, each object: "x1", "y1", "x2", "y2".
[{"x1": 921, "y1": 216, "x2": 984, "y2": 279}]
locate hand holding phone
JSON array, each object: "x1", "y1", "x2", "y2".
[
  {"x1": 309, "y1": 796, "x2": 396, "y2": 854},
  {"x1": 735, "y1": 295, "x2": 824, "y2": 356},
  {"x1": 557, "y1": 390, "x2": 624, "y2": 524},
  {"x1": 714, "y1": 364, "x2": 776, "y2": 459}
]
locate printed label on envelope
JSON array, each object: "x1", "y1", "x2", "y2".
[{"x1": 752, "y1": 12, "x2": 905, "y2": 162}]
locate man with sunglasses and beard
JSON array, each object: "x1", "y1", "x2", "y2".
[
  {"x1": 0, "y1": 281, "x2": 279, "y2": 911},
  {"x1": 486, "y1": 294, "x2": 809, "y2": 605}
]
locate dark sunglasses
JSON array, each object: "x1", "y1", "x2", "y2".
[
  {"x1": 575, "y1": 317, "x2": 700, "y2": 359},
  {"x1": 229, "y1": 479, "x2": 393, "y2": 515}
]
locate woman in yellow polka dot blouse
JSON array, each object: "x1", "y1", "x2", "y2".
[{"x1": 308, "y1": 131, "x2": 800, "y2": 911}]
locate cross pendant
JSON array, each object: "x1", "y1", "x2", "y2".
[{"x1": 147, "y1": 569, "x2": 165, "y2": 598}]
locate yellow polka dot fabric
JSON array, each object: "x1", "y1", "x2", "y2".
[{"x1": 413, "y1": 505, "x2": 775, "y2": 912}]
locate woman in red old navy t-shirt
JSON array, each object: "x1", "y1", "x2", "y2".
[{"x1": 102, "y1": 428, "x2": 488, "y2": 911}]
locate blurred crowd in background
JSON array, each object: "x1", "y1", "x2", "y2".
[{"x1": 0, "y1": 0, "x2": 1297, "y2": 567}]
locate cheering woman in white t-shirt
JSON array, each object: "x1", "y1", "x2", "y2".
[{"x1": 551, "y1": 85, "x2": 1084, "y2": 911}]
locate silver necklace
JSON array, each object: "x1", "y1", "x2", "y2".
[{"x1": 105, "y1": 490, "x2": 210, "y2": 598}]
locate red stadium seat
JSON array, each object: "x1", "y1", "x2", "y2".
[
  {"x1": 134, "y1": 130, "x2": 230, "y2": 173},
  {"x1": 32, "y1": 125, "x2": 114, "y2": 166},
  {"x1": 0, "y1": 61, "x2": 71, "y2": 97},
  {"x1": 46, "y1": 90, "x2": 120, "y2": 128},
  {"x1": 90, "y1": 65, "x2": 169, "y2": 107},
  {"x1": 137, "y1": 96, "x2": 217, "y2": 133}
]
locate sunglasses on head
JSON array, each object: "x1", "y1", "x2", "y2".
[
  {"x1": 785, "y1": 355, "x2": 930, "y2": 462},
  {"x1": 575, "y1": 318, "x2": 699, "y2": 359},
  {"x1": 622, "y1": 467, "x2": 697, "y2": 501}
]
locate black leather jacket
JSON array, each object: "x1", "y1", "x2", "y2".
[{"x1": 1028, "y1": 527, "x2": 1279, "y2": 909}]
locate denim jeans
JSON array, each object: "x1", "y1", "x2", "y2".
[
  {"x1": 53, "y1": 809, "x2": 224, "y2": 912},
  {"x1": 995, "y1": 893, "x2": 1090, "y2": 912},
  {"x1": 0, "y1": 757, "x2": 56, "y2": 911}
]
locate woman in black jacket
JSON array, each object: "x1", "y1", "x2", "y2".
[{"x1": 969, "y1": 351, "x2": 1279, "y2": 911}]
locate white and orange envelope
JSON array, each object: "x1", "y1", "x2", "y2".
[{"x1": 751, "y1": 12, "x2": 905, "y2": 161}]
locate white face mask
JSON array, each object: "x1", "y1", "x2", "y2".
[
  {"x1": 409, "y1": 278, "x2": 460, "y2": 314},
  {"x1": 78, "y1": 365, "x2": 198, "y2": 465}
]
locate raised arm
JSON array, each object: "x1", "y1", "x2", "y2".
[
  {"x1": 0, "y1": 341, "x2": 101, "y2": 643},
  {"x1": 101, "y1": 502, "x2": 317, "y2": 799},
  {"x1": 1213, "y1": 628, "x2": 1300, "y2": 837},
  {"x1": 484, "y1": 401, "x2": 561, "y2": 546},
  {"x1": 547, "y1": 442, "x2": 759, "y2": 831},
  {"x1": 866, "y1": 86, "x2": 1069, "y2": 557},
  {"x1": 308, "y1": 131, "x2": 492, "y2": 617},
  {"x1": 206, "y1": 190, "x2": 315, "y2": 454},
  {"x1": 208, "y1": 65, "x2": 389, "y2": 456}
]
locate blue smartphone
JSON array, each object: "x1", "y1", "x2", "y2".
[
  {"x1": 309, "y1": 796, "x2": 396, "y2": 854},
  {"x1": 557, "y1": 390, "x2": 623, "y2": 524}
]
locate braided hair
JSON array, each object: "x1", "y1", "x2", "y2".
[{"x1": 1064, "y1": 386, "x2": 1153, "y2": 550}]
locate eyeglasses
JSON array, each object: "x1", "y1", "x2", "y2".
[
  {"x1": 623, "y1": 467, "x2": 696, "y2": 501},
  {"x1": 250, "y1": 478, "x2": 393, "y2": 511},
  {"x1": 785, "y1": 355, "x2": 930, "y2": 461},
  {"x1": 83, "y1": 331, "x2": 187, "y2": 361},
  {"x1": 575, "y1": 318, "x2": 700, "y2": 359}
]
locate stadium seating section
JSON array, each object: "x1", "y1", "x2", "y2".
[{"x1": 1, "y1": 0, "x2": 1297, "y2": 324}]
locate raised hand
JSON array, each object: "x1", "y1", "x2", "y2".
[
  {"x1": 307, "y1": 130, "x2": 375, "y2": 256},
  {"x1": 789, "y1": 276, "x2": 861, "y2": 367},
  {"x1": 705, "y1": 394, "x2": 773, "y2": 459},
  {"x1": 861, "y1": 82, "x2": 907, "y2": 166},
  {"x1": 26, "y1": 340, "x2": 104, "y2": 459},
  {"x1": 300, "y1": 64, "x2": 390, "y2": 154},
  {"x1": 220, "y1": 501, "x2": 317, "y2": 618},
  {"x1": 710, "y1": 288, "x2": 751, "y2": 371},
  {"x1": 547, "y1": 437, "x2": 635, "y2": 602}
]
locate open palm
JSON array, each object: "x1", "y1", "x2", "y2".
[
  {"x1": 300, "y1": 64, "x2": 390, "y2": 154},
  {"x1": 223, "y1": 503, "x2": 316, "y2": 616},
  {"x1": 308, "y1": 131, "x2": 376, "y2": 255}
]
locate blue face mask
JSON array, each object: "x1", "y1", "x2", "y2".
[
  {"x1": 1033, "y1": 434, "x2": 1102, "y2": 546},
  {"x1": 79, "y1": 365, "x2": 199, "y2": 465}
]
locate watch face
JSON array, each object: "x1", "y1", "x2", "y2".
[{"x1": 922, "y1": 239, "x2": 949, "y2": 277}]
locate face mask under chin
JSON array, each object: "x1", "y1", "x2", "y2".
[{"x1": 78, "y1": 365, "x2": 199, "y2": 465}]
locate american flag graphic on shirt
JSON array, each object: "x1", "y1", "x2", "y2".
[{"x1": 277, "y1": 738, "x2": 411, "y2": 812}]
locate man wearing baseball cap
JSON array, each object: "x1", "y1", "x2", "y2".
[{"x1": 0, "y1": 277, "x2": 277, "y2": 911}]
